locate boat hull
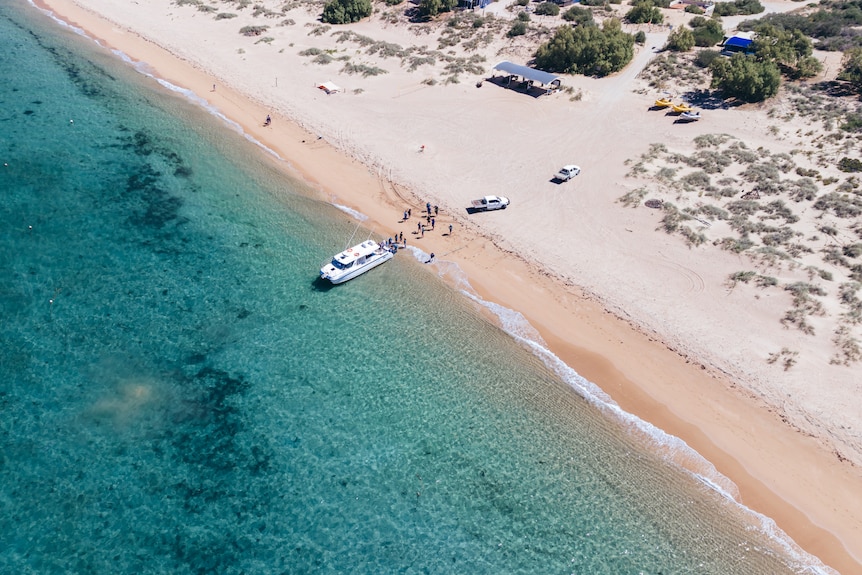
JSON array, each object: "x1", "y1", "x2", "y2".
[{"x1": 321, "y1": 250, "x2": 394, "y2": 284}]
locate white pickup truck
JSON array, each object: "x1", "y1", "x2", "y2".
[{"x1": 470, "y1": 195, "x2": 510, "y2": 211}]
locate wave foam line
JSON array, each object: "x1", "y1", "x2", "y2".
[
  {"x1": 445, "y1": 264, "x2": 837, "y2": 575},
  {"x1": 332, "y1": 204, "x2": 368, "y2": 222}
]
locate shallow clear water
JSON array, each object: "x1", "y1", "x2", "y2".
[{"x1": 0, "y1": 3, "x2": 825, "y2": 574}]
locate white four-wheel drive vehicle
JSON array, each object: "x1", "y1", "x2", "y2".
[{"x1": 556, "y1": 165, "x2": 581, "y2": 181}]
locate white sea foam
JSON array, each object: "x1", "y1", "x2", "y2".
[
  {"x1": 32, "y1": 0, "x2": 86, "y2": 37},
  {"x1": 329, "y1": 204, "x2": 366, "y2": 222}
]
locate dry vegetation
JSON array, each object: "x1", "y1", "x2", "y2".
[
  {"x1": 171, "y1": 0, "x2": 626, "y2": 83},
  {"x1": 622, "y1": 85, "x2": 862, "y2": 366}
]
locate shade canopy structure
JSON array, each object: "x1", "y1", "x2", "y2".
[{"x1": 492, "y1": 61, "x2": 561, "y2": 89}]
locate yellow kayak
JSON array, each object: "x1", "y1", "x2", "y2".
[
  {"x1": 654, "y1": 98, "x2": 673, "y2": 108},
  {"x1": 672, "y1": 103, "x2": 692, "y2": 113}
]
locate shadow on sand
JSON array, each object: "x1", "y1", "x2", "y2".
[{"x1": 485, "y1": 75, "x2": 550, "y2": 99}]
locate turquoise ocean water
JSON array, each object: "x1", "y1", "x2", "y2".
[{"x1": 0, "y1": 3, "x2": 832, "y2": 574}]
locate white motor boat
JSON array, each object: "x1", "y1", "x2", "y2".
[
  {"x1": 679, "y1": 111, "x2": 701, "y2": 122},
  {"x1": 320, "y1": 239, "x2": 395, "y2": 284}
]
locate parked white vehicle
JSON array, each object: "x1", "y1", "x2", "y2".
[
  {"x1": 556, "y1": 165, "x2": 581, "y2": 181},
  {"x1": 470, "y1": 195, "x2": 510, "y2": 211}
]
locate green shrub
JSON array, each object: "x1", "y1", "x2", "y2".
[
  {"x1": 563, "y1": 6, "x2": 594, "y2": 25},
  {"x1": 534, "y1": 2, "x2": 561, "y2": 16},
  {"x1": 684, "y1": 4, "x2": 704, "y2": 14},
  {"x1": 508, "y1": 21, "x2": 528, "y2": 36},
  {"x1": 690, "y1": 17, "x2": 723, "y2": 47},
  {"x1": 695, "y1": 49, "x2": 721, "y2": 68},
  {"x1": 321, "y1": 0, "x2": 371, "y2": 24},
  {"x1": 710, "y1": 53, "x2": 780, "y2": 102},
  {"x1": 840, "y1": 113, "x2": 862, "y2": 133},
  {"x1": 713, "y1": 0, "x2": 764, "y2": 16},
  {"x1": 517, "y1": 11, "x2": 531, "y2": 22},
  {"x1": 418, "y1": 0, "x2": 457, "y2": 18},
  {"x1": 534, "y1": 18, "x2": 634, "y2": 76},
  {"x1": 216, "y1": 12, "x2": 237, "y2": 19},
  {"x1": 666, "y1": 26, "x2": 695, "y2": 51},
  {"x1": 839, "y1": 157, "x2": 862, "y2": 172},
  {"x1": 839, "y1": 47, "x2": 862, "y2": 91},
  {"x1": 634, "y1": 30, "x2": 646, "y2": 44},
  {"x1": 626, "y1": 1, "x2": 663, "y2": 24}
]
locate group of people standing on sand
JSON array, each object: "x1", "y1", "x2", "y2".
[
  {"x1": 401, "y1": 202, "x2": 454, "y2": 238},
  {"x1": 398, "y1": 201, "x2": 455, "y2": 263}
]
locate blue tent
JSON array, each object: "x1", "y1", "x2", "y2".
[{"x1": 722, "y1": 36, "x2": 754, "y2": 54}]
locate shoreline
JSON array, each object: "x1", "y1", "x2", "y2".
[{"x1": 33, "y1": 0, "x2": 862, "y2": 572}]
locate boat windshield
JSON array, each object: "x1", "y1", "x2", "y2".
[{"x1": 330, "y1": 259, "x2": 354, "y2": 270}]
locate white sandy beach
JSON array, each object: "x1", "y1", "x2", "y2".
[{"x1": 34, "y1": 0, "x2": 862, "y2": 571}]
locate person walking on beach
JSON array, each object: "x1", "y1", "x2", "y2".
[
  {"x1": 264, "y1": 115, "x2": 271, "y2": 126},
  {"x1": 431, "y1": 217, "x2": 435, "y2": 230},
  {"x1": 448, "y1": 223, "x2": 453, "y2": 235},
  {"x1": 426, "y1": 202, "x2": 431, "y2": 215},
  {"x1": 407, "y1": 208, "x2": 411, "y2": 218},
  {"x1": 434, "y1": 205, "x2": 438, "y2": 216},
  {"x1": 417, "y1": 222, "x2": 422, "y2": 234}
]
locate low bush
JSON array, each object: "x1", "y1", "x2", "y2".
[
  {"x1": 534, "y1": 2, "x2": 561, "y2": 16},
  {"x1": 563, "y1": 6, "x2": 594, "y2": 25},
  {"x1": 838, "y1": 157, "x2": 862, "y2": 172},
  {"x1": 666, "y1": 27, "x2": 695, "y2": 51},
  {"x1": 690, "y1": 17, "x2": 724, "y2": 47},
  {"x1": 239, "y1": 25, "x2": 268, "y2": 36},
  {"x1": 508, "y1": 21, "x2": 528, "y2": 36},
  {"x1": 694, "y1": 49, "x2": 721, "y2": 68},
  {"x1": 626, "y1": 1, "x2": 663, "y2": 25},
  {"x1": 713, "y1": 0, "x2": 764, "y2": 16}
]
